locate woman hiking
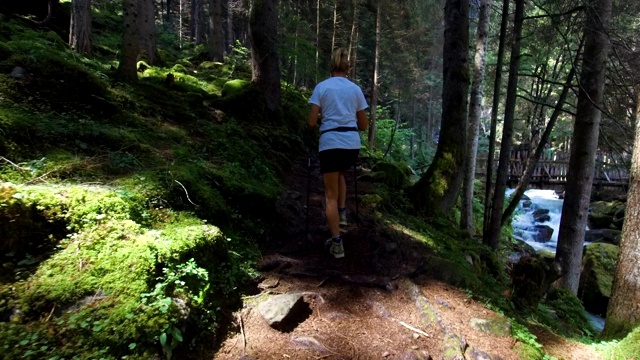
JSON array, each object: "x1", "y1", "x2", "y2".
[{"x1": 307, "y1": 48, "x2": 369, "y2": 258}]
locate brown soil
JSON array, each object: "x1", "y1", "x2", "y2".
[{"x1": 203, "y1": 153, "x2": 602, "y2": 360}]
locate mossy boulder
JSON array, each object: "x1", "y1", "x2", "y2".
[
  {"x1": 369, "y1": 161, "x2": 412, "y2": 188},
  {"x1": 578, "y1": 242, "x2": 619, "y2": 316},
  {"x1": 510, "y1": 255, "x2": 554, "y2": 309},
  {"x1": 0, "y1": 183, "x2": 243, "y2": 358},
  {"x1": 588, "y1": 201, "x2": 625, "y2": 230},
  {"x1": 545, "y1": 288, "x2": 594, "y2": 337}
]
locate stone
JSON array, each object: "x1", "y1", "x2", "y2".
[
  {"x1": 257, "y1": 293, "x2": 310, "y2": 330},
  {"x1": 578, "y1": 243, "x2": 619, "y2": 316},
  {"x1": 532, "y1": 209, "x2": 551, "y2": 223},
  {"x1": 443, "y1": 332, "x2": 466, "y2": 360},
  {"x1": 584, "y1": 228, "x2": 621, "y2": 245},
  {"x1": 532, "y1": 225, "x2": 554, "y2": 243},
  {"x1": 522, "y1": 200, "x2": 532, "y2": 208},
  {"x1": 465, "y1": 346, "x2": 496, "y2": 360},
  {"x1": 469, "y1": 317, "x2": 512, "y2": 337},
  {"x1": 10, "y1": 66, "x2": 27, "y2": 79},
  {"x1": 398, "y1": 350, "x2": 432, "y2": 360}
]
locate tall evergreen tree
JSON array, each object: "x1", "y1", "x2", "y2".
[
  {"x1": 249, "y1": 0, "x2": 281, "y2": 120},
  {"x1": 410, "y1": 0, "x2": 469, "y2": 217},
  {"x1": 555, "y1": 0, "x2": 613, "y2": 294},
  {"x1": 70, "y1": 0, "x2": 92, "y2": 55}
]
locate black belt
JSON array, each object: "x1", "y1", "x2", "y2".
[{"x1": 320, "y1": 126, "x2": 359, "y2": 135}]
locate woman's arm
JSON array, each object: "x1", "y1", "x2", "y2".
[
  {"x1": 307, "y1": 104, "x2": 321, "y2": 129},
  {"x1": 356, "y1": 109, "x2": 369, "y2": 131}
]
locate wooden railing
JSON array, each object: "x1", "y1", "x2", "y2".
[{"x1": 477, "y1": 149, "x2": 629, "y2": 190}]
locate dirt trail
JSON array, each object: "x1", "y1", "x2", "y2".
[{"x1": 208, "y1": 153, "x2": 600, "y2": 360}]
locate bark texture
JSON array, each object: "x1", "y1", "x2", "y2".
[
  {"x1": 249, "y1": 0, "x2": 281, "y2": 119},
  {"x1": 604, "y1": 93, "x2": 640, "y2": 338},
  {"x1": 117, "y1": 0, "x2": 140, "y2": 81},
  {"x1": 138, "y1": 0, "x2": 159, "y2": 65},
  {"x1": 367, "y1": 5, "x2": 381, "y2": 147},
  {"x1": 461, "y1": 0, "x2": 491, "y2": 235},
  {"x1": 70, "y1": 0, "x2": 92, "y2": 55},
  {"x1": 484, "y1": 0, "x2": 524, "y2": 249},
  {"x1": 191, "y1": 0, "x2": 206, "y2": 44},
  {"x1": 209, "y1": 0, "x2": 225, "y2": 61},
  {"x1": 483, "y1": 0, "x2": 509, "y2": 235},
  {"x1": 411, "y1": 0, "x2": 469, "y2": 216},
  {"x1": 554, "y1": 0, "x2": 612, "y2": 294}
]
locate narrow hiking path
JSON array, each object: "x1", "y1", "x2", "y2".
[{"x1": 206, "y1": 153, "x2": 601, "y2": 360}]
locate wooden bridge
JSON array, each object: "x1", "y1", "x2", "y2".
[{"x1": 478, "y1": 149, "x2": 630, "y2": 192}]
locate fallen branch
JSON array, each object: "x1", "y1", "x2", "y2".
[
  {"x1": 395, "y1": 319, "x2": 430, "y2": 338},
  {"x1": 0, "y1": 156, "x2": 29, "y2": 179},
  {"x1": 174, "y1": 180, "x2": 199, "y2": 207},
  {"x1": 237, "y1": 313, "x2": 246, "y2": 355}
]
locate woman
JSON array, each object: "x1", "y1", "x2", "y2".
[{"x1": 307, "y1": 48, "x2": 369, "y2": 259}]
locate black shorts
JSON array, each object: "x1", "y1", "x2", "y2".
[{"x1": 319, "y1": 149, "x2": 359, "y2": 173}]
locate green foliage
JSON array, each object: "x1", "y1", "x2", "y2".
[
  {"x1": 512, "y1": 321, "x2": 545, "y2": 359},
  {"x1": 595, "y1": 325, "x2": 640, "y2": 359},
  {"x1": 541, "y1": 288, "x2": 595, "y2": 338}
]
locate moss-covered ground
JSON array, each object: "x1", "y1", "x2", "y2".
[{"x1": 0, "y1": 11, "x2": 636, "y2": 360}]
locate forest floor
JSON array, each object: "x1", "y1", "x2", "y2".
[{"x1": 203, "y1": 153, "x2": 601, "y2": 360}]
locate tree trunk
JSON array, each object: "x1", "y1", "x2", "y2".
[
  {"x1": 70, "y1": 0, "x2": 92, "y2": 55},
  {"x1": 411, "y1": 0, "x2": 469, "y2": 216},
  {"x1": 315, "y1": 0, "x2": 320, "y2": 82},
  {"x1": 367, "y1": 4, "x2": 381, "y2": 147},
  {"x1": 191, "y1": 0, "x2": 206, "y2": 44},
  {"x1": 138, "y1": 0, "x2": 159, "y2": 64},
  {"x1": 348, "y1": 0, "x2": 358, "y2": 79},
  {"x1": 484, "y1": 0, "x2": 525, "y2": 250},
  {"x1": 501, "y1": 45, "x2": 581, "y2": 224},
  {"x1": 603, "y1": 91, "x2": 640, "y2": 338},
  {"x1": 461, "y1": 0, "x2": 491, "y2": 236},
  {"x1": 331, "y1": 0, "x2": 337, "y2": 51},
  {"x1": 117, "y1": 0, "x2": 140, "y2": 81},
  {"x1": 483, "y1": 0, "x2": 509, "y2": 236},
  {"x1": 249, "y1": 0, "x2": 281, "y2": 120},
  {"x1": 209, "y1": 0, "x2": 224, "y2": 61},
  {"x1": 554, "y1": 0, "x2": 612, "y2": 295}
]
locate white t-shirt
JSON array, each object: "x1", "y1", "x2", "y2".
[{"x1": 309, "y1": 77, "x2": 368, "y2": 151}]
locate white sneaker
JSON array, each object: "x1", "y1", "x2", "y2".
[{"x1": 326, "y1": 238, "x2": 345, "y2": 258}]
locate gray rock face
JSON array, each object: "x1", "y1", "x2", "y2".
[{"x1": 257, "y1": 293, "x2": 310, "y2": 331}]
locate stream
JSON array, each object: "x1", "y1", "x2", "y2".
[{"x1": 508, "y1": 188, "x2": 606, "y2": 332}]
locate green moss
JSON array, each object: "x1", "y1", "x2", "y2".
[
  {"x1": 543, "y1": 288, "x2": 595, "y2": 337},
  {"x1": 597, "y1": 326, "x2": 640, "y2": 359},
  {"x1": 221, "y1": 79, "x2": 251, "y2": 97},
  {"x1": 579, "y1": 242, "x2": 618, "y2": 316}
]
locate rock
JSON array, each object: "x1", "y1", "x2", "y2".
[
  {"x1": 257, "y1": 293, "x2": 310, "y2": 331},
  {"x1": 510, "y1": 256, "x2": 554, "y2": 309},
  {"x1": 397, "y1": 350, "x2": 432, "y2": 360},
  {"x1": 532, "y1": 209, "x2": 551, "y2": 223},
  {"x1": 578, "y1": 243, "x2": 619, "y2": 316},
  {"x1": 588, "y1": 201, "x2": 625, "y2": 229},
  {"x1": 443, "y1": 332, "x2": 466, "y2": 360},
  {"x1": 290, "y1": 336, "x2": 330, "y2": 353},
  {"x1": 532, "y1": 225, "x2": 554, "y2": 243},
  {"x1": 584, "y1": 228, "x2": 621, "y2": 245},
  {"x1": 10, "y1": 66, "x2": 27, "y2": 79},
  {"x1": 368, "y1": 300, "x2": 392, "y2": 318},
  {"x1": 522, "y1": 200, "x2": 532, "y2": 208},
  {"x1": 469, "y1": 317, "x2": 511, "y2": 337},
  {"x1": 464, "y1": 347, "x2": 496, "y2": 360}
]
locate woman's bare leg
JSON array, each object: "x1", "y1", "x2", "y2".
[
  {"x1": 338, "y1": 172, "x2": 347, "y2": 209},
  {"x1": 323, "y1": 171, "x2": 341, "y2": 238}
]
